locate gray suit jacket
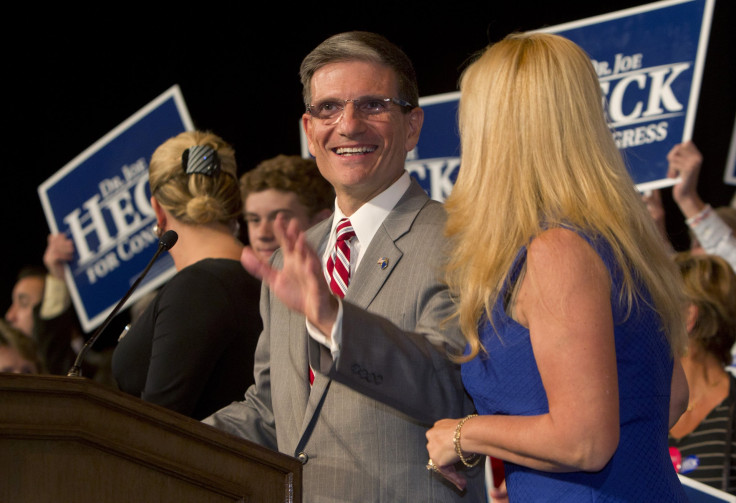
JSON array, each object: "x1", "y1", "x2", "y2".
[{"x1": 204, "y1": 180, "x2": 484, "y2": 502}]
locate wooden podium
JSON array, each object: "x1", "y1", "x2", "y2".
[{"x1": 0, "y1": 373, "x2": 302, "y2": 502}]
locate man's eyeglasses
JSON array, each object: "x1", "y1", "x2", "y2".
[{"x1": 306, "y1": 96, "x2": 415, "y2": 122}]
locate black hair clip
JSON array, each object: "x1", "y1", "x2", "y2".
[{"x1": 182, "y1": 145, "x2": 221, "y2": 176}]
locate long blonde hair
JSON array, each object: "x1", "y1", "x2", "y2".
[{"x1": 445, "y1": 32, "x2": 687, "y2": 360}]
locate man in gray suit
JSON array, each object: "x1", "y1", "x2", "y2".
[{"x1": 204, "y1": 31, "x2": 484, "y2": 501}]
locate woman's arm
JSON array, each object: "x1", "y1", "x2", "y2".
[{"x1": 427, "y1": 228, "x2": 620, "y2": 474}]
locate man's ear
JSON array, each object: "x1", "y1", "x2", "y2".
[
  {"x1": 404, "y1": 107, "x2": 424, "y2": 152},
  {"x1": 302, "y1": 114, "x2": 317, "y2": 157}
]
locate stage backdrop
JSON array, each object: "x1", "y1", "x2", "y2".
[
  {"x1": 38, "y1": 85, "x2": 193, "y2": 333},
  {"x1": 299, "y1": 0, "x2": 716, "y2": 201}
]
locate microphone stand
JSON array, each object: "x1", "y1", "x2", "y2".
[{"x1": 67, "y1": 230, "x2": 178, "y2": 377}]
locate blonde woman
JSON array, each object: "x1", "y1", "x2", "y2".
[
  {"x1": 425, "y1": 33, "x2": 689, "y2": 501},
  {"x1": 112, "y1": 131, "x2": 262, "y2": 420},
  {"x1": 670, "y1": 252, "x2": 736, "y2": 493}
]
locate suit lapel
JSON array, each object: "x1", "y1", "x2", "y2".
[
  {"x1": 344, "y1": 228, "x2": 401, "y2": 309},
  {"x1": 345, "y1": 179, "x2": 428, "y2": 309}
]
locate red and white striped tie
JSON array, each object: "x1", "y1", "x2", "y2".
[
  {"x1": 325, "y1": 218, "x2": 356, "y2": 298},
  {"x1": 311, "y1": 218, "x2": 356, "y2": 386}
]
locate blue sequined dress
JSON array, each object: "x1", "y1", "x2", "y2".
[{"x1": 462, "y1": 231, "x2": 687, "y2": 502}]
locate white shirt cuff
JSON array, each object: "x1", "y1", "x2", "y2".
[
  {"x1": 39, "y1": 274, "x2": 71, "y2": 320},
  {"x1": 306, "y1": 298, "x2": 343, "y2": 360}
]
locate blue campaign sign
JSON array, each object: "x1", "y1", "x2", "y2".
[
  {"x1": 38, "y1": 85, "x2": 193, "y2": 332},
  {"x1": 537, "y1": 0, "x2": 716, "y2": 192},
  {"x1": 407, "y1": 92, "x2": 461, "y2": 202}
]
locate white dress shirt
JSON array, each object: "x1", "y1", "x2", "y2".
[{"x1": 687, "y1": 205, "x2": 736, "y2": 272}]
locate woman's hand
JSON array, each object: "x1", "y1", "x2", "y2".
[
  {"x1": 43, "y1": 233, "x2": 75, "y2": 279},
  {"x1": 426, "y1": 418, "x2": 467, "y2": 491},
  {"x1": 667, "y1": 141, "x2": 705, "y2": 218}
]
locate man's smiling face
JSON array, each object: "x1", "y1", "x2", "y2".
[{"x1": 302, "y1": 60, "x2": 422, "y2": 215}]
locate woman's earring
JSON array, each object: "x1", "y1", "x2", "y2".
[{"x1": 152, "y1": 223, "x2": 163, "y2": 238}]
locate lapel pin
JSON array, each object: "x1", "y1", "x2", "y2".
[{"x1": 377, "y1": 257, "x2": 389, "y2": 270}]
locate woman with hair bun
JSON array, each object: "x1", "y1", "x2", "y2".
[{"x1": 112, "y1": 131, "x2": 262, "y2": 420}]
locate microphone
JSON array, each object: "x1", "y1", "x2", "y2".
[{"x1": 67, "y1": 230, "x2": 178, "y2": 377}]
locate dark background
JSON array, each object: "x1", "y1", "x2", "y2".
[{"x1": 4, "y1": 1, "x2": 735, "y2": 322}]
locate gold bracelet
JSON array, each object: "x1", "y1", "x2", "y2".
[{"x1": 454, "y1": 414, "x2": 481, "y2": 467}]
